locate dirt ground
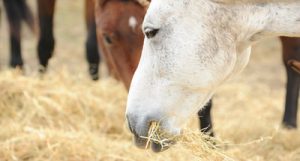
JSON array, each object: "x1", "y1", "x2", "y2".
[{"x1": 0, "y1": 1, "x2": 299, "y2": 161}]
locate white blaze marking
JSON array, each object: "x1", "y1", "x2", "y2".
[{"x1": 129, "y1": 16, "x2": 138, "y2": 31}]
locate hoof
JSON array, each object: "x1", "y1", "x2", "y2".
[
  {"x1": 90, "y1": 74, "x2": 99, "y2": 81},
  {"x1": 201, "y1": 129, "x2": 214, "y2": 137},
  {"x1": 89, "y1": 64, "x2": 99, "y2": 81},
  {"x1": 10, "y1": 59, "x2": 24, "y2": 69},
  {"x1": 38, "y1": 65, "x2": 47, "y2": 74},
  {"x1": 282, "y1": 121, "x2": 297, "y2": 129}
]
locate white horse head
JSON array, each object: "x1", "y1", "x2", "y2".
[{"x1": 126, "y1": 0, "x2": 300, "y2": 151}]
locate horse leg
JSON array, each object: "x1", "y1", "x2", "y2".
[
  {"x1": 281, "y1": 37, "x2": 300, "y2": 128},
  {"x1": 198, "y1": 99, "x2": 214, "y2": 136},
  {"x1": 85, "y1": 0, "x2": 100, "y2": 80},
  {"x1": 37, "y1": 0, "x2": 56, "y2": 72},
  {"x1": 8, "y1": 20, "x2": 22, "y2": 68},
  {"x1": 3, "y1": 0, "x2": 25, "y2": 68}
]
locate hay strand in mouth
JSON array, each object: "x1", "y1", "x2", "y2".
[
  {"x1": 145, "y1": 122, "x2": 159, "y2": 149},
  {"x1": 142, "y1": 121, "x2": 174, "y2": 150}
]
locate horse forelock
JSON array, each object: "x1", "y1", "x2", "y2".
[
  {"x1": 135, "y1": 0, "x2": 150, "y2": 7},
  {"x1": 97, "y1": 0, "x2": 149, "y2": 8}
]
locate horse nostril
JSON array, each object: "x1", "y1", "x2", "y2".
[
  {"x1": 144, "y1": 27, "x2": 159, "y2": 39},
  {"x1": 103, "y1": 33, "x2": 113, "y2": 44}
]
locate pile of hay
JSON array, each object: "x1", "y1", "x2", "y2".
[
  {"x1": 0, "y1": 70, "x2": 130, "y2": 161},
  {"x1": 0, "y1": 70, "x2": 216, "y2": 161},
  {"x1": 0, "y1": 68, "x2": 299, "y2": 161}
]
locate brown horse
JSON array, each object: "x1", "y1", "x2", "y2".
[
  {"x1": 95, "y1": 0, "x2": 146, "y2": 89},
  {"x1": 3, "y1": 0, "x2": 100, "y2": 80}
]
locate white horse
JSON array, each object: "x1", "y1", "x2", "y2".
[{"x1": 126, "y1": 0, "x2": 300, "y2": 151}]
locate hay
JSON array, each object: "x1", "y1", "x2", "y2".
[
  {"x1": 0, "y1": 70, "x2": 216, "y2": 161},
  {"x1": 0, "y1": 53, "x2": 300, "y2": 161},
  {"x1": 145, "y1": 122, "x2": 160, "y2": 149},
  {"x1": 145, "y1": 121, "x2": 234, "y2": 160},
  {"x1": 0, "y1": 44, "x2": 300, "y2": 161},
  {"x1": 143, "y1": 121, "x2": 174, "y2": 150}
]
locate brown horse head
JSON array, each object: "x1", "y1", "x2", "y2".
[{"x1": 95, "y1": 0, "x2": 146, "y2": 89}]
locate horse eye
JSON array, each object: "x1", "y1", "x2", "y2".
[
  {"x1": 103, "y1": 34, "x2": 113, "y2": 44},
  {"x1": 144, "y1": 28, "x2": 159, "y2": 39}
]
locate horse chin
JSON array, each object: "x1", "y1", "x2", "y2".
[
  {"x1": 150, "y1": 142, "x2": 171, "y2": 153},
  {"x1": 133, "y1": 135, "x2": 175, "y2": 152},
  {"x1": 132, "y1": 127, "x2": 177, "y2": 152},
  {"x1": 133, "y1": 134, "x2": 147, "y2": 149}
]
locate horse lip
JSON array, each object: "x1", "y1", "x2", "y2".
[
  {"x1": 151, "y1": 140, "x2": 175, "y2": 152},
  {"x1": 131, "y1": 124, "x2": 177, "y2": 152},
  {"x1": 151, "y1": 142, "x2": 164, "y2": 152},
  {"x1": 133, "y1": 134, "x2": 148, "y2": 149}
]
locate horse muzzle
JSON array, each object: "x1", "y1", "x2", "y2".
[{"x1": 126, "y1": 113, "x2": 175, "y2": 152}]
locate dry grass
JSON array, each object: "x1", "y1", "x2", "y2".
[
  {"x1": 0, "y1": 70, "x2": 201, "y2": 161},
  {"x1": 1, "y1": 0, "x2": 300, "y2": 160},
  {"x1": 0, "y1": 69, "x2": 299, "y2": 161}
]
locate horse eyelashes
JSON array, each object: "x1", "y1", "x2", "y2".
[
  {"x1": 103, "y1": 33, "x2": 113, "y2": 44},
  {"x1": 145, "y1": 28, "x2": 159, "y2": 39}
]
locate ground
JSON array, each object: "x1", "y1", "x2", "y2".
[{"x1": 0, "y1": 1, "x2": 299, "y2": 161}]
